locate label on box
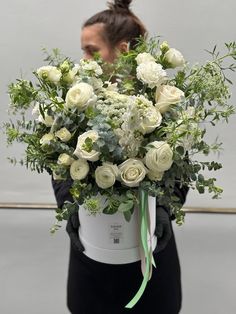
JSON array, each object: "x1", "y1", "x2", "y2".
[{"x1": 109, "y1": 222, "x2": 124, "y2": 244}]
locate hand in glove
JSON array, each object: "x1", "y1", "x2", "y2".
[
  {"x1": 153, "y1": 206, "x2": 172, "y2": 254},
  {"x1": 66, "y1": 211, "x2": 85, "y2": 252},
  {"x1": 153, "y1": 176, "x2": 189, "y2": 252},
  {"x1": 51, "y1": 178, "x2": 85, "y2": 252}
]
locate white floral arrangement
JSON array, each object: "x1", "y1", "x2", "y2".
[
  {"x1": 4, "y1": 39, "x2": 236, "y2": 227},
  {"x1": 4, "y1": 38, "x2": 236, "y2": 308}
]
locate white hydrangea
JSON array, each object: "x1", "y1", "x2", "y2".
[
  {"x1": 115, "y1": 128, "x2": 143, "y2": 158},
  {"x1": 96, "y1": 92, "x2": 162, "y2": 158},
  {"x1": 121, "y1": 95, "x2": 162, "y2": 135},
  {"x1": 96, "y1": 91, "x2": 129, "y2": 127}
]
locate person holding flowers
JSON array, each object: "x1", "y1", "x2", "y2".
[
  {"x1": 52, "y1": 1, "x2": 188, "y2": 313},
  {"x1": 6, "y1": 0, "x2": 234, "y2": 313}
]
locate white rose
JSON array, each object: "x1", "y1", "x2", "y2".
[
  {"x1": 147, "y1": 170, "x2": 164, "y2": 182},
  {"x1": 73, "y1": 130, "x2": 100, "y2": 162},
  {"x1": 118, "y1": 159, "x2": 147, "y2": 187},
  {"x1": 55, "y1": 127, "x2": 72, "y2": 142},
  {"x1": 95, "y1": 162, "x2": 119, "y2": 189},
  {"x1": 145, "y1": 141, "x2": 173, "y2": 172},
  {"x1": 139, "y1": 107, "x2": 162, "y2": 134},
  {"x1": 155, "y1": 85, "x2": 185, "y2": 113},
  {"x1": 36, "y1": 66, "x2": 62, "y2": 84},
  {"x1": 65, "y1": 82, "x2": 95, "y2": 111},
  {"x1": 136, "y1": 61, "x2": 167, "y2": 88},
  {"x1": 39, "y1": 133, "x2": 55, "y2": 146},
  {"x1": 135, "y1": 52, "x2": 156, "y2": 65},
  {"x1": 70, "y1": 159, "x2": 89, "y2": 180},
  {"x1": 58, "y1": 153, "x2": 74, "y2": 166},
  {"x1": 164, "y1": 48, "x2": 185, "y2": 68}
]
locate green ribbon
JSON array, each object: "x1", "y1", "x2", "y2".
[{"x1": 125, "y1": 189, "x2": 156, "y2": 309}]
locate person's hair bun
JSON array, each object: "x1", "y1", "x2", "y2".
[{"x1": 108, "y1": 0, "x2": 132, "y2": 12}]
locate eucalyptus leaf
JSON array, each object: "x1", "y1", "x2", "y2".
[
  {"x1": 118, "y1": 200, "x2": 134, "y2": 213},
  {"x1": 124, "y1": 210, "x2": 132, "y2": 222},
  {"x1": 103, "y1": 206, "x2": 118, "y2": 215}
]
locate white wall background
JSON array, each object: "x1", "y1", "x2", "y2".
[{"x1": 0, "y1": 0, "x2": 236, "y2": 207}]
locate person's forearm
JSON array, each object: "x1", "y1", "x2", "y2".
[{"x1": 51, "y1": 177, "x2": 74, "y2": 208}]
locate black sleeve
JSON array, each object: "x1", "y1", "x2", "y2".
[
  {"x1": 173, "y1": 181, "x2": 189, "y2": 205},
  {"x1": 51, "y1": 177, "x2": 74, "y2": 208}
]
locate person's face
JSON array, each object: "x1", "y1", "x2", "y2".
[{"x1": 81, "y1": 23, "x2": 117, "y2": 63}]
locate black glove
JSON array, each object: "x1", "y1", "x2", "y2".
[
  {"x1": 66, "y1": 211, "x2": 85, "y2": 252},
  {"x1": 153, "y1": 206, "x2": 172, "y2": 254},
  {"x1": 153, "y1": 177, "x2": 189, "y2": 253},
  {"x1": 51, "y1": 178, "x2": 85, "y2": 252}
]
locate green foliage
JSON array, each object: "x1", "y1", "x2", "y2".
[
  {"x1": 42, "y1": 48, "x2": 69, "y2": 67},
  {"x1": 8, "y1": 80, "x2": 38, "y2": 113},
  {"x1": 88, "y1": 114, "x2": 124, "y2": 162}
]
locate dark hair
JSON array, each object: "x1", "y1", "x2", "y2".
[{"x1": 83, "y1": 0, "x2": 147, "y2": 49}]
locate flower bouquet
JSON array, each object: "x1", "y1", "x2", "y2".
[{"x1": 4, "y1": 38, "x2": 236, "y2": 308}]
